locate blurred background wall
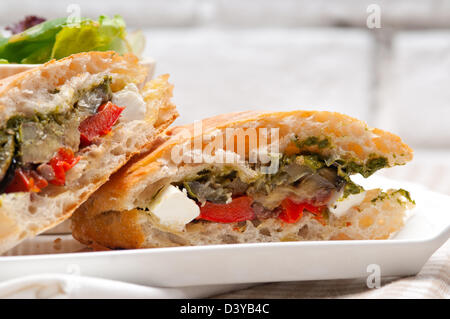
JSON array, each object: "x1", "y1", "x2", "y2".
[{"x1": 1, "y1": 0, "x2": 450, "y2": 193}]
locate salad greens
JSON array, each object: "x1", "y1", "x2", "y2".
[{"x1": 0, "y1": 15, "x2": 144, "y2": 64}]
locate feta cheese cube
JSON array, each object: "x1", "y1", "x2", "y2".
[{"x1": 148, "y1": 185, "x2": 200, "y2": 231}]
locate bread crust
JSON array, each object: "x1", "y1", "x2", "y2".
[
  {"x1": 72, "y1": 111, "x2": 414, "y2": 249},
  {"x1": 0, "y1": 52, "x2": 178, "y2": 254},
  {"x1": 0, "y1": 51, "x2": 143, "y2": 93}
]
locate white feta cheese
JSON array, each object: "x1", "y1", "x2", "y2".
[
  {"x1": 112, "y1": 84, "x2": 147, "y2": 122},
  {"x1": 328, "y1": 191, "x2": 366, "y2": 218},
  {"x1": 148, "y1": 185, "x2": 200, "y2": 231}
]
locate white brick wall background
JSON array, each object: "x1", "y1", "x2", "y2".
[
  {"x1": 1, "y1": 0, "x2": 450, "y2": 193},
  {"x1": 377, "y1": 32, "x2": 450, "y2": 148},
  {"x1": 145, "y1": 29, "x2": 373, "y2": 123}
]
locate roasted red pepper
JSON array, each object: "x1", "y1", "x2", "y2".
[
  {"x1": 79, "y1": 102, "x2": 124, "y2": 146},
  {"x1": 279, "y1": 198, "x2": 304, "y2": 223},
  {"x1": 279, "y1": 198, "x2": 325, "y2": 224},
  {"x1": 48, "y1": 148, "x2": 80, "y2": 186},
  {"x1": 198, "y1": 196, "x2": 255, "y2": 223},
  {"x1": 4, "y1": 148, "x2": 80, "y2": 192},
  {"x1": 5, "y1": 169, "x2": 48, "y2": 193}
]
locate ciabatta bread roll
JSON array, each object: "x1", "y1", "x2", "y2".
[
  {"x1": 0, "y1": 51, "x2": 178, "y2": 253},
  {"x1": 72, "y1": 111, "x2": 414, "y2": 249}
]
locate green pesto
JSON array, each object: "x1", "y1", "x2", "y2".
[
  {"x1": 294, "y1": 136, "x2": 331, "y2": 149},
  {"x1": 73, "y1": 75, "x2": 112, "y2": 111},
  {"x1": 302, "y1": 154, "x2": 325, "y2": 171},
  {"x1": 371, "y1": 188, "x2": 415, "y2": 205},
  {"x1": 365, "y1": 157, "x2": 388, "y2": 177},
  {"x1": 336, "y1": 156, "x2": 388, "y2": 178},
  {"x1": 396, "y1": 189, "x2": 415, "y2": 204},
  {"x1": 293, "y1": 135, "x2": 389, "y2": 177},
  {"x1": 342, "y1": 180, "x2": 364, "y2": 198},
  {"x1": 0, "y1": 132, "x2": 14, "y2": 181}
]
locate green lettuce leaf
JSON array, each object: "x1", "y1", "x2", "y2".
[
  {"x1": 51, "y1": 15, "x2": 128, "y2": 60},
  {"x1": 0, "y1": 17, "x2": 67, "y2": 64}
]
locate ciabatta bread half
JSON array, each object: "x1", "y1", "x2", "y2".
[
  {"x1": 72, "y1": 111, "x2": 414, "y2": 249},
  {"x1": 0, "y1": 51, "x2": 178, "y2": 254}
]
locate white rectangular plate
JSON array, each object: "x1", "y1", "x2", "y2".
[{"x1": 0, "y1": 176, "x2": 449, "y2": 288}]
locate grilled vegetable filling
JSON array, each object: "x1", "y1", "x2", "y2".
[
  {"x1": 0, "y1": 77, "x2": 123, "y2": 194},
  {"x1": 173, "y1": 153, "x2": 371, "y2": 225},
  {"x1": 138, "y1": 138, "x2": 413, "y2": 230}
]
